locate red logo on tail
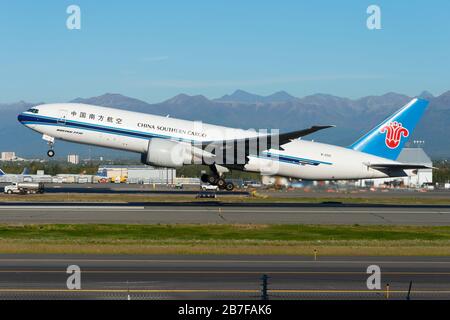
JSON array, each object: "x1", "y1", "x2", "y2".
[{"x1": 380, "y1": 121, "x2": 409, "y2": 149}]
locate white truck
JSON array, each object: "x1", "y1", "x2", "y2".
[
  {"x1": 200, "y1": 184, "x2": 219, "y2": 191},
  {"x1": 4, "y1": 182, "x2": 44, "y2": 194}
]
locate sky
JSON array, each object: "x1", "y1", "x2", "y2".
[{"x1": 0, "y1": 0, "x2": 449, "y2": 103}]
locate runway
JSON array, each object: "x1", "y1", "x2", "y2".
[
  {"x1": 45, "y1": 186, "x2": 250, "y2": 196},
  {"x1": 5, "y1": 182, "x2": 450, "y2": 199},
  {"x1": 0, "y1": 203, "x2": 449, "y2": 225},
  {"x1": 0, "y1": 254, "x2": 449, "y2": 300}
]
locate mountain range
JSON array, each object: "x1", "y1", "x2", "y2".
[{"x1": 1, "y1": 89, "x2": 449, "y2": 159}]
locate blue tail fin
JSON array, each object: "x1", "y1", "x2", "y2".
[
  {"x1": 349, "y1": 98, "x2": 429, "y2": 160},
  {"x1": 0, "y1": 169, "x2": 5, "y2": 176},
  {"x1": 21, "y1": 167, "x2": 30, "y2": 175},
  {"x1": 97, "y1": 168, "x2": 108, "y2": 177}
]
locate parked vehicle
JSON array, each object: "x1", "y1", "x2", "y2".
[
  {"x1": 200, "y1": 184, "x2": 218, "y2": 191},
  {"x1": 175, "y1": 183, "x2": 184, "y2": 189},
  {"x1": 112, "y1": 176, "x2": 127, "y2": 183},
  {"x1": 4, "y1": 182, "x2": 44, "y2": 194},
  {"x1": 244, "y1": 180, "x2": 262, "y2": 188}
]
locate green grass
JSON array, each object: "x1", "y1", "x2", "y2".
[
  {"x1": 1, "y1": 224, "x2": 450, "y2": 255},
  {"x1": 2, "y1": 224, "x2": 450, "y2": 241}
]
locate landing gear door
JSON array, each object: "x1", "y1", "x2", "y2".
[{"x1": 57, "y1": 109, "x2": 68, "y2": 125}]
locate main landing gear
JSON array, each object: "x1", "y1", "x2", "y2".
[{"x1": 201, "y1": 173, "x2": 235, "y2": 191}]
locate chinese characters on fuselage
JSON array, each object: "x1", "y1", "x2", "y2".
[{"x1": 71, "y1": 111, "x2": 122, "y2": 124}]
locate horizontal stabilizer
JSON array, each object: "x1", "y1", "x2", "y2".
[{"x1": 368, "y1": 163, "x2": 434, "y2": 170}]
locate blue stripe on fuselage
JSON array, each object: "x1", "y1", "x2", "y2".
[
  {"x1": 18, "y1": 113, "x2": 197, "y2": 143},
  {"x1": 258, "y1": 152, "x2": 332, "y2": 166},
  {"x1": 261, "y1": 152, "x2": 332, "y2": 166},
  {"x1": 18, "y1": 113, "x2": 332, "y2": 167}
]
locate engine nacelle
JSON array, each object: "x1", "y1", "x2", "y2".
[{"x1": 141, "y1": 138, "x2": 193, "y2": 168}]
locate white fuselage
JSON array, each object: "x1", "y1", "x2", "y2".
[{"x1": 19, "y1": 103, "x2": 400, "y2": 180}]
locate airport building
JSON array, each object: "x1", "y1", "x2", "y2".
[
  {"x1": 67, "y1": 154, "x2": 80, "y2": 164},
  {"x1": 98, "y1": 165, "x2": 177, "y2": 184},
  {"x1": 1, "y1": 152, "x2": 16, "y2": 161},
  {"x1": 0, "y1": 152, "x2": 28, "y2": 162},
  {"x1": 360, "y1": 147, "x2": 433, "y2": 188}
]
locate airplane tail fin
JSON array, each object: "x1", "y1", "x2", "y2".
[
  {"x1": 97, "y1": 168, "x2": 108, "y2": 177},
  {"x1": 21, "y1": 167, "x2": 30, "y2": 175},
  {"x1": 349, "y1": 98, "x2": 429, "y2": 160},
  {"x1": 0, "y1": 169, "x2": 5, "y2": 176}
]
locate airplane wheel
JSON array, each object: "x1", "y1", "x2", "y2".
[
  {"x1": 207, "y1": 175, "x2": 218, "y2": 185},
  {"x1": 47, "y1": 150, "x2": 55, "y2": 157},
  {"x1": 225, "y1": 182, "x2": 234, "y2": 191},
  {"x1": 217, "y1": 178, "x2": 226, "y2": 189},
  {"x1": 201, "y1": 174, "x2": 209, "y2": 183}
]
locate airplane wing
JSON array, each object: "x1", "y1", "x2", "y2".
[
  {"x1": 368, "y1": 163, "x2": 434, "y2": 170},
  {"x1": 202, "y1": 125, "x2": 335, "y2": 150},
  {"x1": 274, "y1": 125, "x2": 336, "y2": 145},
  {"x1": 197, "y1": 125, "x2": 335, "y2": 166}
]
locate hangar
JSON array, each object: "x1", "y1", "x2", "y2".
[{"x1": 98, "y1": 165, "x2": 176, "y2": 184}]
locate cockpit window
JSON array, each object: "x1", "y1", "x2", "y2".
[{"x1": 27, "y1": 108, "x2": 39, "y2": 114}]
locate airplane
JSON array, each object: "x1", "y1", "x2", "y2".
[
  {"x1": 17, "y1": 98, "x2": 431, "y2": 191},
  {"x1": 0, "y1": 168, "x2": 30, "y2": 181}
]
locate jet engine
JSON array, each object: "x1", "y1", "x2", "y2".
[{"x1": 141, "y1": 138, "x2": 193, "y2": 168}]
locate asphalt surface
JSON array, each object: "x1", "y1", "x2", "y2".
[
  {"x1": 46, "y1": 186, "x2": 250, "y2": 196},
  {"x1": 42, "y1": 184, "x2": 450, "y2": 199},
  {"x1": 0, "y1": 254, "x2": 448, "y2": 300},
  {"x1": 0, "y1": 203, "x2": 449, "y2": 225},
  {"x1": 4, "y1": 182, "x2": 450, "y2": 198},
  {"x1": 0, "y1": 183, "x2": 249, "y2": 196}
]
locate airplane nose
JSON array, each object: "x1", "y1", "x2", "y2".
[
  {"x1": 17, "y1": 112, "x2": 33, "y2": 127},
  {"x1": 17, "y1": 113, "x2": 26, "y2": 124}
]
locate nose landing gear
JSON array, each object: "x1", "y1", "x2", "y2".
[
  {"x1": 42, "y1": 134, "x2": 56, "y2": 158},
  {"x1": 46, "y1": 141, "x2": 55, "y2": 158},
  {"x1": 47, "y1": 149, "x2": 55, "y2": 158}
]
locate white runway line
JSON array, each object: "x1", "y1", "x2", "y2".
[
  {"x1": 0, "y1": 206, "x2": 449, "y2": 214},
  {"x1": 0, "y1": 206, "x2": 145, "y2": 210}
]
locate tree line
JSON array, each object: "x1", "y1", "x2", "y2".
[{"x1": 1, "y1": 160, "x2": 449, "y2": 184}]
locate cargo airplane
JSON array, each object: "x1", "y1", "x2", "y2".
[{"x1": 18, "y1": 98, "x2": 430, "y2": 190}]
